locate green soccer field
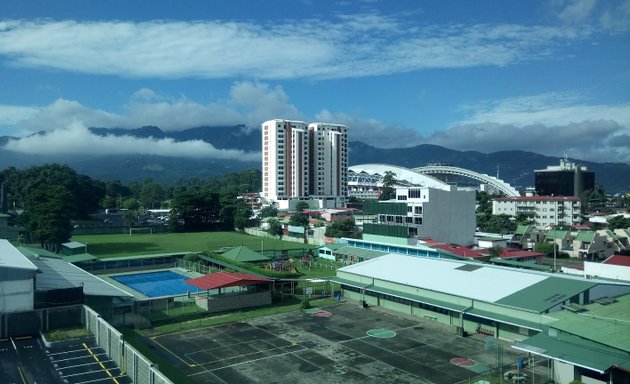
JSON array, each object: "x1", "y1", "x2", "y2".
[{"x1": 71, "y1": 231, "x2": 315, "y2": 258}]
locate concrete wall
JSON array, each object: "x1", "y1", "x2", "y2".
[
  {"x1": 0, "y1": 279, "x2": 34, "y2": 313},
  {"x1": 584, "y1": 261, "x2": 630, "y2": 282},
  {"x1": 423, "y1": 188, "x2": 476, "y2": 246},
  {"x1": 196, "y1": 290, "x2": 271, "y2": 313}
]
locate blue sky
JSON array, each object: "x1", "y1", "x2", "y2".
[{"x1": 0, "y1": 0, "x2": 629, "y2": 163}]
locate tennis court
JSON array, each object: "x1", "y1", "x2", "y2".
[
  {"x1": 112, "y1": 270, "x2": 202, "y2": 297},
  {"x1": 149, "y1": 302, "x2": 523, "y2": 383}
]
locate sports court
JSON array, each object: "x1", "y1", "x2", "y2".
[
  {"x1": 111, "y1": 270, "x2": 202, "y2": 297},
  {"x1": 149, "y1": 301, "x2": 522, "y2": 383}
]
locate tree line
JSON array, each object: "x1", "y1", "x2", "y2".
[{"x1": 0, "y1": 164, "x2": 261, "y2": 251}]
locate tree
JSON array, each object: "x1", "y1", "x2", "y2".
[
  {"x1": 295, "y1": 201, "x2": 310, "y2": 212},
  {"x1": 289, "y1": 212, "x2": 309, "y2": 227},
  {"x1": 267, "y1": 218, "x2": 283, "y2": 238},
  {"x1": 259, "y1": 206, "x2": 278, "y2": 218},
  {"x1": 607, "y1": 215, "x2": 630, "y2": 230},
  {"x1": 325, "y1": 220, "x2": 360, "y2": 238},
  {"x1": 170, "y1": 188, "x2": 221, "y2": 231},
  {"x1": 140, "y1": 181, "x2": 165, "y2": 209},
  {"x1": 20, "y1": 185, "x2": 74, "y2": 252},
  {"x1": 379, "y1": 171, "x2": 397, "y2": 200},
  {"x1": 488, "y1": 245, "x2": 503, "y2": 258}
]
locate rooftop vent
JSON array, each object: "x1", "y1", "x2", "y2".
[{"x1": 455, "y1": 264, "x2": 483, "y2": 272}]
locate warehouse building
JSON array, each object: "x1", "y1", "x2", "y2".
[
  {"x1": 332, "y1": 254, "x2": 630, "y2": 342},
  {"x1": 514, "y1": 294, "x2": 630, "y2": 384}
]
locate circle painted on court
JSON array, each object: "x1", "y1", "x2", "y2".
[
  {"x1": 450, "y1": 357, "x2": 477, "y2": 367},
  {"x1": 312, "y1": 311, "x2": 332, "y2": 317},
  {"x1": 366, "y1": 328, "x2": 397, "y2": 338}
]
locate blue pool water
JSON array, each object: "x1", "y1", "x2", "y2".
[{"x1": 112, "y1": 270, "x2": 201, "y2": 297}]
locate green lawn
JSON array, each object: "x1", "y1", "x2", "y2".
[{"x1": 72, "y1": 231, "x2": 315, "y2": 258}]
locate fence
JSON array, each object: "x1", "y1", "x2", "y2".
[
  {"x1": 244, "y1": 227, "x2": 320, "y2": 245},
  {"x1": 84, "y1": 305, "x2": 173, "y2": 384},
  {"x1": 175, "y1": 258, "x2": 220, "y2": 275}
]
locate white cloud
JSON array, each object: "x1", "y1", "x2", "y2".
[
  {"x1": 456, "y1": 93, "x2": 630, "y2": 128},
  {"x1": 3, "y1": 121, "x2": 260, "y2": 161},
  {"x1": 430, "y1": 93, "x2": 630, "y2": 163},
  {"x1": 315, "y1": 109, "x2": 424, "y2": 148},
  {"x1": 2, "y1": 81, "x2": 302, "y2": 135},
  {"x1": 557, "y1": 0, "x2": 598, "y2": 24},
  {"x1": 0, "y1": 17, "x2": 591, "y2": 80}
]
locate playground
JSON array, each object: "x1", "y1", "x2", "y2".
[{"x1": 147, "y1": 301, "x2": 524, "y2": 384}]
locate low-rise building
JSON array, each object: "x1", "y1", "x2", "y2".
[
  {"x1": 363, "y1": 185, "x2": 476, "y2": 246},
  {"x1": 493, "y1": 196, "x2": 581, "y2": 229}
]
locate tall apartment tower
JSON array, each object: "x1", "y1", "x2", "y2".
[
  {"x1": 261, "y1": 119, "x2": 309, "y2": 204},
  {"x1": 308, "y1": 123, "x2": 349, "y2": 201},
  {"x1": 261, "y1": 119, "x2": 348, "y2": 210}
]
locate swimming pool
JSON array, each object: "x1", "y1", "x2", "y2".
[{"x1": 112, "y1": 270, "x2": 201, "y2": 297}]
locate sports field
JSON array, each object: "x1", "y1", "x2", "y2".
[
  {"x1": 146, "y1": 302, "x2": 523, "y2": 384},
  {"x1": 72, "y1": 231, "x2": 315, "y2": 258}
]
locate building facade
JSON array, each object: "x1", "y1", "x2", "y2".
[
  {"x1": 535, "y1": 158, "x2": 595, "y2": 196},
  {"x1": 261, "y1": 119, "x2": 348, "y2": 210},
  {"x1": 493, "y1": 196, "x2": 581, "y2": 229},
  {"x1": 363, "y1": 186, "x2": 476, "y2": 246}
]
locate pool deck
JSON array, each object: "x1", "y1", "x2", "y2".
[{"x1": 99, "y1": 267, "x2": 204, "y2": 300}]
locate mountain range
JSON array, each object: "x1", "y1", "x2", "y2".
[{"x1": 1, "y1": 126, "x2": 628, "y2": 194}]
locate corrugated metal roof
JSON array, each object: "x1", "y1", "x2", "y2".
[
  {"x1": 221, "y1": 246, "x2": 269, "y2": 262},
  {"x1": 546, "y1": 294, "x2": 630, "y2": 353},
  {"x1": 31, "y1": 257, "x2": 132, "y2": 297},
  {"x1": 0, "y1": 239, "x2": 37, "y2": 271},
  {"x1": 575, "y1": 231, "x2": 596, "y2": 242},
  {"x1": 338, "y1": 254, "x2": 547, "y2": 305},
  {"x1": 496, "y1": 277, "x2": 597, "y2": 312},
  {"x1": 513, "y1": 332, "x2": 630, "y2": 373}
]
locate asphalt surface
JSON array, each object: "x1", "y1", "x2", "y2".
[
  {"x1": 149, "y1": 302, "x2": 524, "y2": 384},
  {"x1": 0, "y1": 336, "x2": 130, "y2": 384}
]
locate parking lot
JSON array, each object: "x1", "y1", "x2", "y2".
[
  {"x1": 0, "y1": 336, "x2": 129, "y2": 384},
  {"x1": 150, "y1": 302, "x2": 523, "y2": 383}
]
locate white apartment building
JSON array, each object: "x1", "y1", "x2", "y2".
[
  {"x1": 308, "y1": 122, "x2": 348, "y2": 208},
  {"x1": 261, "y1": 119, "x2": 348, "y2": 210},
  {"x1": 493, "y1": 196, "x2": 581, "y2": 229}
]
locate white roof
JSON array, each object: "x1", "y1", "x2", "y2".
[
  {"x1": 0, "y1": 239, "x2": 37, "y2": 271},
  {"x1": 349, "y1": 164, "x2": 451, "y2": 191},
  {"x1": 338, "y1": 254, "x2": 546, "y2": 303}
]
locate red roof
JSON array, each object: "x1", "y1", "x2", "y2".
[
  {"x1": 602, "y1": 255, "x2": 630, "y2": 267},
  {"x1": 430, "y1": 243, "x2": 544, "y2": 259},
  {"x1": 186, "y1": 272, "x2": 271, "y2": 290},
  {"x1": 494, "y1": 196, "x2": 580, "y2": 202}
]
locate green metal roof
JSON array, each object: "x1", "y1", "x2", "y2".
[
  {"x1": 546, "y1": 230, "x2": 568, "y2": 240},
  {"x1": 515, "y1": 225, "x2": 529, "y2": 235},
  {"x1": 575, "y1": 231, "x2": 596, "y2": 242},
  {"x1": 497, "y1": 277, "x2": 597, "y2": 313},
  {"x1": 62, "y1": 253, "x2": 97, "y2": 263},
  {"x1": 513, "y1": 331, "x2": 630, "y2": 373},
  {"x1": 546, "y1": 294, "x2": 630, "y2": 353},
  {"x1": 466, "y1": 308, "x2": 544, "y2": 331},
  {"x1": 330, "y1": 277, "x2": 469, "y2": 312},
  {"x1": 16, "y1": 246, "x2": 60, "y2": 259},
  {"x1": 221, "y1": 246, "x2": 270, "y2": 262}
]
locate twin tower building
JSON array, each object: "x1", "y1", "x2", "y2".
[{"x1": 261, "y1": 119, "x2": 349, "y2": 210}]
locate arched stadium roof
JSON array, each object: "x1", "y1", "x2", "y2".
[{"x1": 349, "y1": 164, "x2": 452, "y2": 190}]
